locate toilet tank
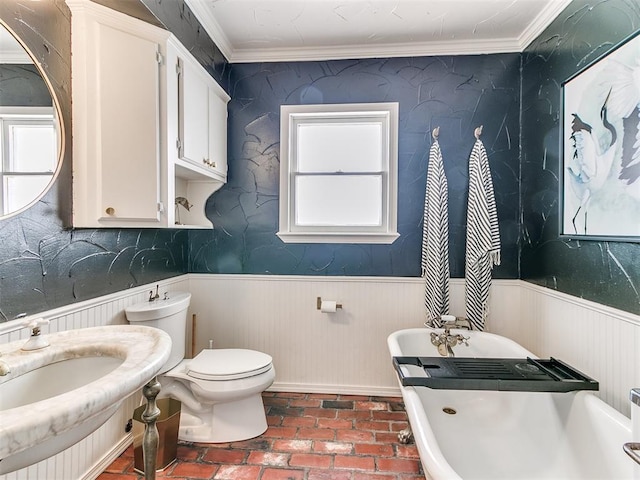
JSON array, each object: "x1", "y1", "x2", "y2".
[{"x1": 125, "y1": 292, "x2": 191, "y2": 373}]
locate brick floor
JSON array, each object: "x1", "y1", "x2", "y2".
[{"x1": 97, "y1": 392, "x2": 424, "y2": 480}]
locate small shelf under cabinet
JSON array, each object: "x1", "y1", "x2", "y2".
[{"x1": 173, "y1": 163, "x2": 224, "y2": 228}]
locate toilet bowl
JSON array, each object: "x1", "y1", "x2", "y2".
[
  {"x1": 160, "y1": 348, "x2": 275, "y2": 443},
  {"x1": 125, "y1": 292, "x2": 275, "y2": 443}
]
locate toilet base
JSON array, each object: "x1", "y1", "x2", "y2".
[{"x1": 177, "y1": 393, "x2": 268, "y2": 443}]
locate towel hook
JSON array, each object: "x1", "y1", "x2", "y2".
[
  {"x1": 432, "y1": 126, "x2": 440, "y2": 141},
  {"x1": 474, "y1": 125, "x2": 483, "y2": 140}
]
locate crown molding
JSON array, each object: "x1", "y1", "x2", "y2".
[
  {"x1": 231, "y1": 42, "x2": 517, "y2": 64},
  {"x1": 517, "y1": 0, "x2": 573, "y2": 51},
  {"x1": 184, "y1": 0, "x2": 233, "y2": 62},
  {"x1": 186, "y1": 0, "x2": 572, "y2": 64},
  {"x1": 229, "y1": 38, "x2": 524, "y2": 63}
]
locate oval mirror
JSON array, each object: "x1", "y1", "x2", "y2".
[{"x1": 0, "y1": 22, "x2": 62, "y2": 218}]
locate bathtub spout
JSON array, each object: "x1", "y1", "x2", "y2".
[{"x1": 443, "y1": 343, "x2": 455, "y2": 357}]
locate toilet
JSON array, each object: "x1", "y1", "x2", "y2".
[{"x1": 124, "y1": 292, "x2": 275, "y2": 443}]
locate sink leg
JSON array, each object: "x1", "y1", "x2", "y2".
[{"x1": 141, "y1": 377, "x2": 161, "y2": 480}]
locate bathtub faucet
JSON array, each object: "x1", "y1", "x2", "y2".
[{"x1": 430, "y1": 327, "x2": 469, "y2": 357}]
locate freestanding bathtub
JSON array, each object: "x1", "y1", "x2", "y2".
[{"x1": 387, "y1": 328, "x2": 633, "y2": 480}]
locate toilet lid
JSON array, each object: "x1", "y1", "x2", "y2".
[{"x1": 187, "y1": 349, "x2": 273, "y2": 380}]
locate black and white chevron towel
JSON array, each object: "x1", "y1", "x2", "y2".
[
  {"x1": 465, "y1": 139, "x2": 500, "y2": 331},
  {"x1": 421, "y1": 139, "x2": 450, "y2": 327}
]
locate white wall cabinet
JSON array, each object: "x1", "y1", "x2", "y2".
[
  {"x1": 67, "y1": 0, "x2": 230, "y2": 228},
  {"x1": 173, "y1": 42, "x2": 230, "y2": 227},
  {"x1": 178, "y1": 56, "x2": 229, "y2": 180}
]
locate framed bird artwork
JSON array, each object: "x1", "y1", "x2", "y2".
[{"x1": 561, "y1": 29, "x2": 640, "y2": 242}]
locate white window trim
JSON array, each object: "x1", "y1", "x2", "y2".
[
  {"x1": 0, "y1": 106, "x2": 56, "y2": 215},
  {"x1": 278, "y1": 102, "x2": 399, "y2": 244}
]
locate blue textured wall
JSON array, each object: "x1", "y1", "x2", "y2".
[
  {"x1": 2, "y1": 0, "x2": 639, "y2": 320},
  {"x1": 190, "y1": 56, "x2": 522, "y2": 277},
  {"x1": 521, "y1": 0, "x2": 640, "y2": 314},
  {"x1": 0, "y1": 64, "x2": 52, "y2": 106}
]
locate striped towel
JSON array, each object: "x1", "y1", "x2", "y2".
[
  {"x1": 421, "y1": 139, "x2": 450, "y2": 327},
  {"x1": 465, "y1": 138, "x2": 500, "y2": 331}
]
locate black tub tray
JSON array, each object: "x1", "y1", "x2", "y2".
[{"x1": 392, "y1": 356, "x2": 599, "y2": 393}]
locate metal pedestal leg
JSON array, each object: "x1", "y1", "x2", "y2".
[{"x1": 141, "y1": 377, "x2": 161, "y2": 480}]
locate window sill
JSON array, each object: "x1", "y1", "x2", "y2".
[{"x1": 276, "y1": 231, "x2": 400, "y2": 244}]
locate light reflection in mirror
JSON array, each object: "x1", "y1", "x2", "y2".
[{"x1": 0, "y1": 22, "x2": 60, "y2": 218}]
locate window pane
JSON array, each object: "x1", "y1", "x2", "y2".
[
  {"x1": 295, "y1": 175, "x2": 382, "y2": 226},
  {"x1": 8, "y1": 124, "x2": 56, "y2": 172},
  {"x1": 297, "y1": 122, "x2": 382, "y2": 172},
  {"x1": 4, "y1": 175, "x2": 52, "y2": 213}
]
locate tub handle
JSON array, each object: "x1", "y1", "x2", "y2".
[{"x1": 624, "y1": 442, "x2": 640, "y2": 465}]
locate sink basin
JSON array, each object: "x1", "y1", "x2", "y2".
[
  {"x1": 0, "y1": 356, "x2": 123, "y2": 410},
  {"x1": 0, "y1": 324, "x2": 171, "y2": 474}
]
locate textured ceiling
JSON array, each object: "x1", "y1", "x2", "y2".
[{"x1": 185, "y1": 0, "x2": 573, "y2": 62}]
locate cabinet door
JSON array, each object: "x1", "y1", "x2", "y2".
[
  {"x1": 179, "y1": 57, "x2": 209, "y2": 169},
  {"x1": 97, "y1": 23, "x2": 162, "y2": 223},
  {"x1": 178, "y1": 55, "x2": 229, "y2": 179},
  {"x1": 208, "y1": 86, "x2": 228, "y2": 178}
]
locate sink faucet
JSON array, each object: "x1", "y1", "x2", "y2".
[
  {"x1": 430, "y1": 326, "x2": 469, "y2": 357},
  {"x1": 0, "y1": 316, "x2": 51, "y2": 375},
  {"x1": 21, "y1": 318, "x2": 50, "y2": 351}
]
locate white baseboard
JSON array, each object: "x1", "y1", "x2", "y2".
[
  {"x1": 82, "y1": 434, "x2": 132, "y2": 480},
  {"x1": 270, "y1": 382, "x2": 401, "y2": 398}
]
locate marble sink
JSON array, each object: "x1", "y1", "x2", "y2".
[{"x1": 0, "y1": 324, "x2": 171, "y2": 474}]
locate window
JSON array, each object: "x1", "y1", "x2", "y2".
[
  {"x1": 278, "y1": 103, "x2": 399, "y2": 244},
  {"x1": 0, "y1": 107, "x2": 56, "y2": 215}
]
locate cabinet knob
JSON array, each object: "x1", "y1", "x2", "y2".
[
  {"x1": 105, "y1": 207, "x2": 115, "y2": 216},
  {"x1": 202, "y1": 158, "x2": 217, "y2": 169}
]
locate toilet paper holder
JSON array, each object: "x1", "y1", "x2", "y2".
[{"x1": 316, "y1": 297, "x2": 343, "y2": 310}]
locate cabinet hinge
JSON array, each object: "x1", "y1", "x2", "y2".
[
  {"x1": 176, "y1": 62, "x2": 182, "y2": 75},
  {"x1": 157, "y1": 202, "x2": 164, "y2": 213},
  {"x1": 156, "y1": 51, "x2": 164, "y2": 65},
  {"x1": 176, "y1": 138, "x2": 182, "y2": 150}
]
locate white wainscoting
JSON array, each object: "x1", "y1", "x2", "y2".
[
  {"x1": 1, "y1": 274, "x2": 638, "y2": 480},
  {"x1": 487, "y1": 282, "x2": 640, "y2": 417},
  {"x1": 188, "y1": 274, "x2": 638, "y2": 416},
  {"x1": 187, "y1": 275, "x2": 520, "y2": 395},
  {"x1": 0, "y1": 276, "x2": 189, "y2": 480}
]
